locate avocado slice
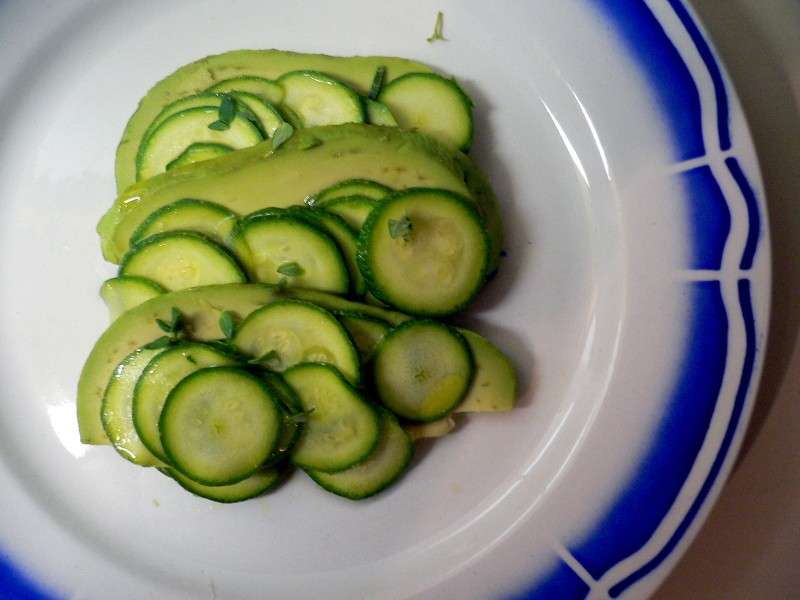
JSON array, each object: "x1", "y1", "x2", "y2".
[
  {"x1": 116, "y1": 50, "x2": 433, "y2": 192},
  {"x1": 77, "y1": 283, "x2": 409, "y2": 445},
  {"x1": 100, "y1": 124, "x2": 476, "y2": 263}
]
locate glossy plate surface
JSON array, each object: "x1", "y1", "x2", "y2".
[{"x1": 0, "y1": 1, "x2": 768, "y2": 598}]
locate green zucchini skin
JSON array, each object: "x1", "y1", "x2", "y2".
[
  {"x1": 100, "y1": 276, "x2": 166, "y2": 322},
  {"x1": 129, "y1": 198, "x2": 238, "y2": 247},
  {"x1": 277, "y1": 70, "x2": 365, "y2": 127},
  {"x1": 305, "y1": 410, "x2": 414, "y2": 500},
  {"x1": 357, "y1": 188, "x2": 490, "y2": 317},
  {"x1": 372, "y1": 319, "x2": 475, "y2": 422},
  {"x1": 160, "y1": 465, "x2": 288, "y2": 503},
  {"x1": 315, "y1": 178, "x2": 393, "y2": 203}
]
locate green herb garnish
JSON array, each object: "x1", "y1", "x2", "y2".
[
  {"x1": 219, "y1": 94, "x2": 236, "y2": 123},
  {"x1": 208, "y1": 120, "x2": 229, "y2": 131},
  {"x1": 219, "y1": 310, "x2": 236, "y2": 341},
  {"x1": 368, "y1": 66, "x2": 387, "y2": 100},
  {"x1": 277, "y1": 261, "x2": 304, "y2": 277},
  {"x1": 388, "y1": 216, "x2": 413, "y2": 241},
  {"x1": 142, "y1": 336, "x2": 173, "y2": 350},
  {"x1": 427, "y1": 11, "x2": 447, "y2": 43},
  {"x1": 185, "y1": 354, "x2": 197, "y2": 365},
  {"x1": 150, "y1": 307, "x2": 185, "y2": 347},
  {"x1": 271, "y1": 122, "x2": 295, "y2": 149}
]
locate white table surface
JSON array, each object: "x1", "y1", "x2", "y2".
[{"x1": 655, "y1": 1, "x2": 800, "y2": 598}]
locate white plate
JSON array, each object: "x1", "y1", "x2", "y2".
[{"x1": 0, "y1": 1, "x2": 768, "y2": 598}]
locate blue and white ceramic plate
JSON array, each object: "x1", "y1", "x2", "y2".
[{"x1": 0, "y1": 1, "x2": 768, "y2": 598}]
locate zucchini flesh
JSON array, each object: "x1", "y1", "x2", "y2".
[
  {"x1": 373, "y1": 320, "x2": 474, "y2": 421},
  {"x1": 454, "y1": 329, "x2": 517, "y2": 412},
  {"x1": 101, "y1": 347, "x2": 167, "y2": 466},
  {"x1": 140, "y1": 93, "x2": 223, "y2": 148},
  {"x1": 315, "y1": 178, "x2": 392, "y2": 203},
  {"x1": 207, "y1": 76, "x2": 285, "y2": 105},
  {"x1": 160, "y1": 366, "x2": 282, "y2": 485},
  {"x1": 129, "y1": 199, "x2": 238, "y2": 247},
  {"x1": 379, "y1": 72, "x2": 474, "y2": 150},
  {"x1": 99, "y1": 276, "x2": 165, "y2": 322},
  {"x1": 230, "y1": 92, "x2": 284, "y2": 137},
  {"x1": 358, "y1": 188, "x2": 489, "y2": 316},
  {"x1": 232, "y1": 300, "x2": 360, "y2": 384},
  {"x1": 365, "y1": 99, "x2": 398, "y2": 127},
  {"x1": 336, "y1": 312, "x2": 390, "y2": 360},
  {"x1": 161, "y1": 465, "x2": 285, "y2": 503},
  {"x1": 277, "y1": 70, "x2": 364, "y2": 127},
  {"x1": 319, "y1": 194, "x2": 377, "y2": 230},
  {"x1": 230, "y1": 214, "x2": 349, "y2": 293},
  {"x1": 166, "y1": 143, "x2": 232, "y2": 170},
  {"x1": 133, "y1": 342, "x2": 240, "y2": 462},
  {"x1": 284, "y1": 363, "x2": 380, "y2": 472},
  {"x1": 119, "y1": 232, "x2": 246, "y2": 291},
  {"x1": 261, "y1": 372, "x2": 303, "y2": 465},
  {"x1": 306, "y1": 411, "x2": 413, "y2": 500},
  {"x1": 136, "y1": 106, "x2": 263, "y2": 181}
]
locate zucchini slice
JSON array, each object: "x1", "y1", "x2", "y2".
[
  {"x1": 129, "y1": 199, "x2": 238, "y2": 247},
  {"x1": 166, "y1": 143, "x2": 232, "y2": 170},
  {"x1": 373, "y1": 320, "x2": 474, "y2": 421},
  {"x1": 284, "y1": 363, "x2": 380, "y2": 472},
  {"x1": 306, "y1": 410, "x2": 413, "y2": 500},
  {"x1": 136, "y1": 106, "x2": 263, "y2": 181},
  {"x1": 285, "y1": 207, "x2": 366, "y2": 297},
  {"x1": 160, "y1": 366, "x2": 282, "y2": 485},
  {"x1": 261, "y1": 372, "x2": 304, "y2": 466},
  {"x1": 133, "y1": 342, "x2": 241, "y2": 462},
  {"x1": 454, "y1": 329, "x2": 517, "y2": 413},
  {"x1": 315, "y1": 178, "x2": 392, "y2": 203},
  {"x1": 319, "y1": 194, "x2": 377, "y2": 230},
  {"x1": 232, "y1": 299, "x2": 360, "y2": 384},
  {"x1": 140, "y1": 93, "x2": 222, "y2": 147},
  {"x1": 277, "y1": 70, "x2": 365, "y2": 127},
  {"x1": 230, "y1": 213, "x2": 349, "y2": 293},
  {"x1": 358, "y1": 188, "x2": 489, "y2": 316},
  {"x1": 365, "y1": 99, "x2": 398, "y2": 127},
  {"x1": 379, "y1": 73, "x2": 474, "y2": 150},
  {"x1": 101, "y1": 347, "x2": 168, "y2": 466},
  {"x1": 100, "y1": 276, "x2": 165, "y2": 322},
  {"x1": 336, "y1": 312, "x2": 390, "y2": 360},
  {"x1": 119, "y1": 232, "x2": 246, "y2": 291},
  {"x1": 230, "y1": 92, "x2": 284, "y2": 138},
  {"x1": 161, "y1": 465, "x2": 286, "y2": 503},
  {"x1": 207, "y1": 76, "x2": 285, "y2": 106}
]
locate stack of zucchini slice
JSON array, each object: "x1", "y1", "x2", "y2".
[{"x1": 79, "y1": 50, "x2": 517, "y2": 503}]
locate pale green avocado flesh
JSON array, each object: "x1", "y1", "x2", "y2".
[{"x1": 116, "y1": 49, "x2": 434, "y2": 193}]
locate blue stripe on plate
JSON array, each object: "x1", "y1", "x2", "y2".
[
  {"x1": 569, "y1": 281, "x2": 728, "y2": 579},
  {"x1": 589, "y1": 0, "x2": 704, "y2": 161},
  {"x1": 679, "y1": 165, "x2": 731, "y2": 270},
  {"x1": 0, "y1": 552, "x2": 58, "y2": 600},
  {"x1": 511, "y1": 558, "x2": 589, "y2": 600},
  {"x1": 608, "y1": 279, "x2": 757, "y2": 596},
  {"x1": 667, "y1": 0, "x2": 731, "y2": 151},
  {"x1": 725, "y1": 157, "x2": 761, "y2": 270}
]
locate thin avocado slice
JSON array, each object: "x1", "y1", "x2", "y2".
[
  {"x1": 100, "y1": 276, "x2": 165, "y2": 322},
  {"x1": 102, "y1": 125, "x2": 477, "y2": 264},
  {"x1": 117, "y1": 50, "x2": 433, "y2": 192},
  {"x1": 77, "y1": 284, "x2": 407, "y2": 445},
  {"x1": 404, "y1": 416, "x2": 456, "y2": 441},
  {"x1": 454, "y1": 329, "x2": 517, "y2": 413}
]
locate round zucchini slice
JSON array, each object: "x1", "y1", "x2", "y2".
[
  {"x1": 319, "y1": 194, "x2": 378, "y2": 230},
  {"x1": 315, "y1": 178, "x2": 392, "y2": 203},
  {"x1": 100, "y1": 276, "x2": 165, "y2": 322},
  {"x1": 136, "y1": 106, "x2": 263, "y2": 181},
  {"x1": 283, "y1": 363, "x2": 380, "y2": 472},
  {"x1": 365, "y1": 99, "x2": 398, "y2": 127},
  {"x1": 230, "y1": 91, "x2": 284, "y2": 138},
  {"x1": 129, "y1": 199, "x2": 238, "y2": 247},
  {"x1": 161, "y1": 465, "x2": 286, "y2": 503},
  {"x1": 232, "y1": 299, "x2": 360, "y2": 384},
  {"x1": 358, "y1": 188, "x2": 489, "y2": 316},
  {"x1": 207, "y1": 76, "x2": 285, "y2": 105},
  {"x1": 306, "y1": 410, "x2": 413, "y2": 500},
  {"x1": 119, "y1": 231, "x2": 246, "y2": 291},
  {"x1": 373, "y1": 319, "x2": 474, "y2": 421},
  {"x1": 277, "y1": 70, "x2": 364, "y2": 127},
  {"x1": 379, "y1": 72, "x2": 474, "y2": 150},
  {"x1": 160, "y1": 366, "x2": 282, "y2": 485},
  {"x1": 166, "y1": 143, "x2": 232, "y2": 170},
  {"x1": 230, "y1": 213, "x2": 349, "y2": 294},
  {"x1": 133, "y1": 342, "x2": 241, "y2": 462},
  {"x1": 101, "y1": 346, "x2": 168, "y2": 466}
]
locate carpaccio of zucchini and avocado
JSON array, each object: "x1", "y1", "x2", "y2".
[{"x1": 79, "y1": 49, "x2": 518, "y2": 503}]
